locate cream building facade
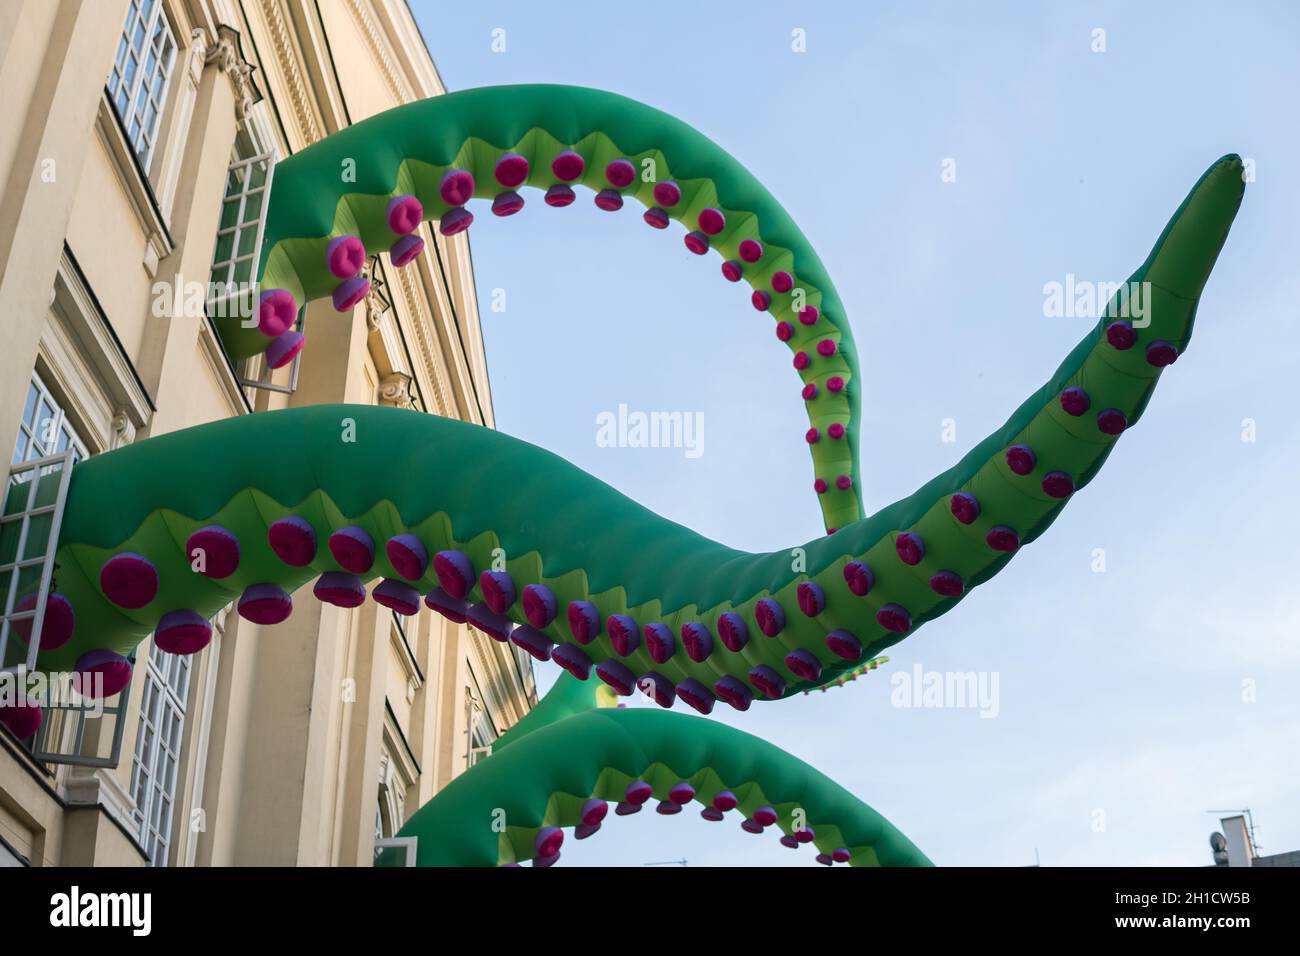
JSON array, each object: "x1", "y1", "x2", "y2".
[{"x1": 0, "y1": 0, "x2": 534, "y2": 866}]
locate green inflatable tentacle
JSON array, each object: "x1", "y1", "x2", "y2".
[
  {"x1": 223, "y1": 85, "x2": 865, "y2": 532},
  {"x1": 391, "y1": 705, "x2": 932, "y2": 867},
  {"x1": 16, "y1": 151, "x2": 1242, "y2": 717}
]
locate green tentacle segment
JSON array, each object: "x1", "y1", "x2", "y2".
[
  {"x1": 224, "y1": 85, "x2": 865, "y2": 532},
  {"x1": 12, "y1": 152, "x2": 1242, "y2": 723},
  {"x1": 391, "y1": 703, "x2": 931, "y2": 867}
]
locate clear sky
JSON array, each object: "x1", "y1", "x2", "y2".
[{"x1": 407, "y1": 0, "x2": 1300, "y2": 866}]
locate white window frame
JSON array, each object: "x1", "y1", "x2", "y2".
[
  {"x1": 106, "y1": 0, "x2": 177, "y2": 169},
  {"x1": 129, "y1": 645, "x2": 192, "y2": 866},
  {"x1": 208, "y1": 149, "x2": 276, "y2": 309},
  {"x1": 3, "y1": 372, "x2": 85, "y2": 674},
  {"x1": 467, "y1": 694, "x2": 495, "y2": 768},
  {"x1": 374, "y1": 836, "x2": 417, "y2": 867}
]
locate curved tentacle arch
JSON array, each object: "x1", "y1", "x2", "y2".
[
  {"x1": 224, "y1": 85, "x2": 866, "y2": 532},
  {"x1": 389, "y1": 703, "x2": 931, "y2": 867}
]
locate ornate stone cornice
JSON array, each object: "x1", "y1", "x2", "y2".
[
  {"x1": 203, "y1": 24, "x2": 260, "y2": 120},
  {"x1": 258, "y1": 0, "x2": 321, "y2": 144}
]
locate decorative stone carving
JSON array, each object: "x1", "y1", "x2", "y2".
[
  {"x1": 110, "y1": 407, "x2": 136, "y2": 449},
  {"x1": 204, "y1": 24, "x2": 259, "y2": 120},
  {"x1": 378, "y1": 373, "x2": 414, "y2": 409}
]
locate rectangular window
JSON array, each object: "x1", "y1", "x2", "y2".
[
  {"x1": 129, "y1": 644, "x2": 191, "y2": 866},
  {"x1": 106, "y1": 0, "x2": 177, "y2": 168},
  {"x1": 208, "y1": 148, "x2": 275, "y2": 305},
  {"x1": 3, "y1": 373, "x2": 82, "y2": 674},
  {"x1": 467, "y1": 696, "x2": 495, "y2": 768}
]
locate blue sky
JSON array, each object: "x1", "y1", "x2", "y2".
[{"x1": 408, "y1": 0, "x2": 1300, "y2": 866}]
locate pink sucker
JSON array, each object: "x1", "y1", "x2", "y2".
[
  {"x1": 652, "y1": 180, "x2": 681, "y2": 207},
  {"x1": 793, "y1": 351, "x2": 810, "y2": 370},
  {"x1": 698, "y1": 208, "x2": 725, "y2": 235},
  {"x1": 328, "y1": 525, "x2": 375, "y2": 574},
  {"x1": 741, "y1": 819, "x2": 765, "y2": 834},
  {"x1": 238, "y1": 582, "x2": 293, "y2": 625},
  {"x1": 775, "y1": 322, "x2": 794, "y2": 342},
  {"x1": 795, "y1": 827, "x2": 816, "y2": 844},
  {"x1": 186, "y1": 525, "x2": 240, "y2": 579},
  {"x1": 373, "y1": 579, "x2": 421, "y2": 616},
  {"x1": 754, "y1": 598, "x2": 785, "y2": 637},
  {"x1": 1042, "y1": 471, "x2": 1076, "y2": 499},
  {"x1": 748, "y1": 664, "x2": 786, "y2": 699},
  {"x1": 386, "y1": 195, "x2": 423, "y2": 235},
  {"x1": 826, "y1": 375, "x2": 845, "y2": 392},
  {"x1": 656, "y1": 800, "x2": 682, "y2": 816},
  {"x1": 331, "y1": 276, "x2": 370, "y2": 313},
  {"x1": 799, "y1": 305, "x2": 819, "y2": 325},
  {"x1": 1005, "y1": 444, "x2": 1036, "y2": 476},
  {"x1": 680, "y1": 621, "x2": 713, "y2": 662},
  {"x1": 738, "y1": 239, "x2": 762, "y2": 262},
  {"x1": 836, "y1": 474, "x2": 853, "y2": 491},
  {"x1": 439, "y1": 207, "x2": 473, "y2": 236},
  {"x1": 581, "y1": 798, "x2": 608, "y2": 826},
  {"x1": 509, "y1": 624, "x2": 554, "y2": 662},
  {"x1": 780, "y1": 835, "x2": 799, "y2": 849},
  {"x1": 566, "y1": 601, "x2": 601, "y2": 644},
  {"x1": 701, "y1": 807, "x2": 724, "y2": 822},
  {"x1": 806, "y1": 427, "x2": 820, "y2": 444},
  {"x1": 521, "y1": 584, "x2": 557, "y2": 629},
  {"x1": 825, "y1": 629, "x2": 862, "y2": 661},
  {"x1": 843, "y1": 561, "x2": 874, "y2": 597},
  {"x1": 1105, "y1": 320, "x2": 1136, "y2": 350},
  {"x1": 802, "y1": 382, "x2": 819, "y2": 400},
  {"x1": 1097, "y1": 407, "x2": 1128, "y2": 435},
  {"x1": 439, "y1": 169, "x2": 475, "y2": 206},
  {"x1": 1146, "y1": 340, "x2": 1179, "y2": 367},
  {"x1": 950, "y1": 492, "x2": 980, "y2": 525},
  {"x1": 605, "y1": 158, "x2": 636, "y2": 188},
  {"x1": 637, "y1": 672, "x2": 675, "y2": 708},
  {"x1": 466, "y1": 602, "x2": 514, "y2": 642},
  {"x1": 606, "y1": 614, "x2": 639, "y2": 656},
  {"x1": 669, "y1": 781, "x2": 696, "y2": 805},
  {"x1": 816, "y1": 853, "x2": 834, "y2": 865},
  {"x1": 929, "y1": 570, "x2": 964, "y2": 598},
  {"x1": 386, "y1": 533, "x2": 429, "y2": 581},
  {"x1": 784, "y1": 648, "x2": 822, "y2": 682},
  {"x1": 535, "y1": 826, "x2": 563, "y2": 858},
  {"x1": 315, "y1": 572, "x2": 367, "y2": 609},
  {"x1": 876, "y1": 603, "x2": 913, "y2": 634},
  {"x1": 266, "y1": 331, "x2": 305, "y2": 370},
  {"x1": 797, "y1": 581, "x2": 826, "y2": 617},
  {"x1": 625, "y1": 780, "x2": 654, "y2": 805},
  {"x1": 594, "y1": 188, "x2": 624, "y2": 211},
  {"x1": 11, "y1": 593, "x2": 75, "y2": 649},
  {"x1": 478, "y1": 570, "x2": 517, "y2": 615},
  {"x1": 716, "y1": 612, "x2": 749, "y2": 652},
  {"x1": 389, "y1": 234, "x2": 425, "y2": 267},
  {"x1": 827, "y1": 423, "x2": 845, "y2": 439},
  {"x1": 74, "y1": 649, "x2": 132, "y2": 699},
  {"x1": 713, "y1": 675, "x2": 753, "y2": 711},
  {"x1": 268, "y1": 516, "x2": 317, "y2": 566},
  {"x1": 643, "y1": 206, "x2": 670, "y2": 229},
  {"x1": 713, "y1": 790, "x2": 738, "y2": 812},
  {"x1": 895, "y1": 532, "x2": 925, "y2": 566},
  {"x1": 551, "y1": 150, "x2": 585, "y2": 182},
  {"x1": 722, "y1": 260, "x2": 743, "y2": 281},
  {"x1": 752, "y1": 290, "x2": 772, "y2": 311},
  {"x1": 424, "y1": 588, "x2": 469, "y2": 623},
  {"x1": 643, "y1": 622, "x2": 676, "y2": 664},
  {"x1": 985, "y1": 525, "x2": 1021, "y2": 552},
  {"x1": 832, "y1": 847, "x2": 852, "y2": 863},
  {"x1": 325, "y1": 235, "x2": 365, "y2": 279},
  {"x1": 1059, "y1": 387, "x2": 1091, "y2": 416},
  {"x1": 0, "y1": 694, "x2": 41, "y2": 740},
  {"x1": 550, "y1": 643, "x2": 592, "y2": 680},
  {"x1": 257, "y1": 289, "x2": 298, "y2": 337},
  {"x1": 772, "y1": 271, "x2": 794, "y2": 293},
  {"x1": 100, "y1": 553, "x2": 158, "y2": 609},
  {"x1": 545, "y1": 184, "x2": 575, "y2": 207},
  {"x1": 814, "y1": 478, "x2": 828, "y2": 494},
  {"x1": 494, "y1": 153, "x2": 529, "y2": 188},
  {"x1": 753, "y1": 806, "x2": 778, "y2": 827},
  {"x1": 575, "y1": 822, "x2": 601, "y2": 840},
  {"x1": 595, "y1": 659, "x2": 636, "y2": 696},
  {"x1": 684, "y1": 231, "x2": 709, "y2": 254},
  {"x1": 433, "y1": 550, "x2": 474, "y2": 599},
  {"x1": 675, "y1": 677, "x2": 716, "y2": 715},
  {"x1": 817, "y1": 338, "x2": 837, "y2": 357},
  {"x1": 153, "y1": 609, "x2": 212, "y2": 656},
  {"x1": 615, "y1": 802, "x2": 642, "y2": 816},
  {"x1": 491, "y1": 191, "x2": 525, "y2": 216}
]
